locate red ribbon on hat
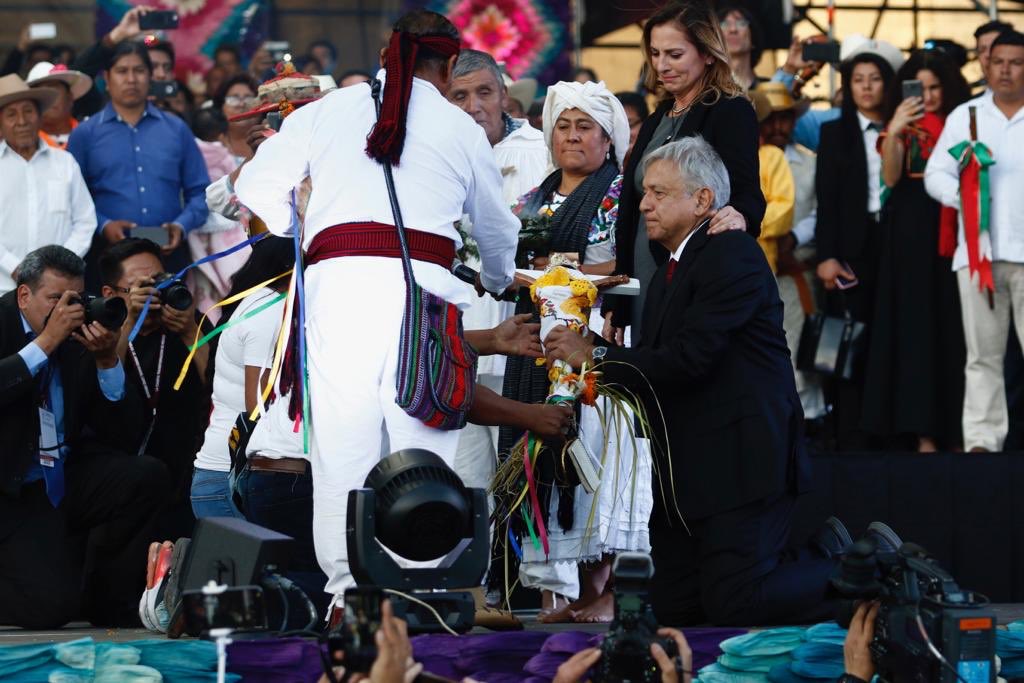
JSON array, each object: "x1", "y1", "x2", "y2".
[
  {"x1": 365, "y1": 29, "x2": 460, "y2": 166},
  {"x1": 49, "y1": 64, "x2": 68, "y2": 74}
]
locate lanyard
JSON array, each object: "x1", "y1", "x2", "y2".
[{"x1": 129, "y1": 334, "x2": 165, "y2": 456}]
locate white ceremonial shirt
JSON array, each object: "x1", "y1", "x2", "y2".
[
  {"x1": 856, "y1": 111, "x2": 883, "y2": 213},
  {"x1": 494, "y1": 120, "x2": 551, "y2": 206},
  {"x1": 925, "y1": 91, "x2": 1024, "y2": 270},
  {"x1": 0, "y1": 140, "x2": 96, "y2": 293},
  {"x1": 235, "y1": 75, "x2": 518, "y2": 297}
]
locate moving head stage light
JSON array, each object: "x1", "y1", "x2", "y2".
[{"x1": 346, "y1": 449, "x2": 489, "y2": 634}]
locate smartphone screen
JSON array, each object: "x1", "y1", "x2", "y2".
[
  {"x1": 138, "y1": 10, "x2": 179, "y2": 30},
  {"x1": 801, "y1": 40, "x2": 840, "y2": 64},
  {"x1": 29, "y1": 23, "x2": 57, "y2": 40},
  {"x1": 902, "y1": 79, "x2": 924, "y2": 102},
  {"x1": 132, "y1": 226, "x2": 170, "y2": 247}
]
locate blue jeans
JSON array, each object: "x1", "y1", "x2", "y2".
[
  {"x1": 190, "y1": 467, "x2": 243, "y2": 519},
  {"x1": 234, "y1": 462, "x2": 330, "y2": 618}
]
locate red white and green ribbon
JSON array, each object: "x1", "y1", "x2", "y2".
[{"x1": 949, "y1": 138, "x2": 995, "y2": 293}]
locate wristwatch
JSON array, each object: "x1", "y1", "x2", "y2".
[{"x1": 591, "y1": 346, "x2": 608, "y2": 362}]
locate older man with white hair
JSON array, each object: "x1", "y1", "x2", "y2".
[{"x1": 546, "y1": 136, "x2": 851, "y2": 626}]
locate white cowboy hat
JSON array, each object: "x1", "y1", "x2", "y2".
[
  {"x1": 26, "y1": 61, "x2": 93, "y2": 101},
  {"x1": 0, "y1": 74, "x2": 57, "y2": 113},
  {"x1": 840, "y1": 34, "x2": 905, "y2": 73}
]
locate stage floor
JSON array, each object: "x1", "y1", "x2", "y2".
[{"x1": 3, "y1": 604, "x2": 1023, "y2": 645}]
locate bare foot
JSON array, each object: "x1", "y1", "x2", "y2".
[
  {"x1": 917, "y1": 436, "x2": 937, "y2": 453},
  {"x1": 538, "y1": 602, "x2": 579, "y2": 623},
  {"x1": 572, "y1": 591, "x2": 613, "y2": 623}
]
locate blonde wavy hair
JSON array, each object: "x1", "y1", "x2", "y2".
[{"x1": 641, "y1": 1, "x2": 743, "y2": 106}]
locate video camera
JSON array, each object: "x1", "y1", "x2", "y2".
[
  {"x1": 833, "y1": 540, "x2": 995, "y2": 683},
  {"x1": 595, "y1": 553, "x2": 678, "y2": 683}
]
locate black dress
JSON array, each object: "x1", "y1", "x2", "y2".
[{"x1": 862, "y1": 124, "x2": 965, "y2": 447}]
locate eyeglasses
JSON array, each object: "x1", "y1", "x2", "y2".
[
  {"x1": 719, "y1": 19, "x2": 750, "y2": 30},
  {"x1": 110, "y1": 286, "x2": 131, "y2": 294}
]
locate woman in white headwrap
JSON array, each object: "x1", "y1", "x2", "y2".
[{"x1": 496, "y1": 80, "x2": 652, "y2": 623}]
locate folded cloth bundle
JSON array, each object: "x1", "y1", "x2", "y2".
[
  {"x1": 719, "y1": 628, "x2": 808, "y2": 657},
  {"x1": 767, "y1": 663, "x2": 823, "y2": 682},
  {"x1": 802, "y1": 622, "x2": 848, "y2": 645},
  {"x1": 719, "y1": 651, "x2": 794, "y2": 673},
  {"x1": 788, "y1": 641, "x2": 846, "y2": 679},
  {"x1": 997, "y1": 629, "x2": 1024, "y2": 679},
  {"x1": 698, "y1": 661, "x2": 771, "y2": 681}
]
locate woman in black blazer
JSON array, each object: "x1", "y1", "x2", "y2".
[
  {"x1": 605, "y1": 1, "x2": 765, "y2": 339},
  {"x1": 814, "y1": 48, "x2": 895, "y2": 449}
]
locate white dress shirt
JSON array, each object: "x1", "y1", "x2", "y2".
[
  {"x1": 856, "y1": 111, "x2": 883, "y2": 213},
  {"x1": 0, "y1": 140, "x2": 96, "y2": 293},
  {"x1": 235, "y1": 75, "x2": 518, "y2": 296},
  {"x1": 925, "y1": 91, "x2": 1024, "y2": 270}
]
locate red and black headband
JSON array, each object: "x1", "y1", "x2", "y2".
[{"x1": 365, "y1": 29, "x2": 461, "y2": 166}]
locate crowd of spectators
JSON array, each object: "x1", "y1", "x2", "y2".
[{"x1": 0, "y1": 0, "x2": 1022, "y2": 639}]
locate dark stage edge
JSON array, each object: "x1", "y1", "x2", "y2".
[{"x1": 3, "y1": 604, "x2": 1024, "y2": 644}]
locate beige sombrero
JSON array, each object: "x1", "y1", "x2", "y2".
[{"x1": 0, "y1": 74, "x2": 57, "y2": 112}]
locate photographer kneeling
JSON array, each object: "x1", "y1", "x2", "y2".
[
  {"x1": 0, "y1": 245, "x2": 168, "y2": 628},
  {"x1": 100, "y1": 238, "x2": 211, "y2": 538}
]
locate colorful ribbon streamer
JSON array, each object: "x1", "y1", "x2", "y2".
[
  {"x1": 521, "y1": 434, "x2": 550, "y2": 556},
  {"x1": 128, "y1": 232, "x2": 268, "y2": 343},
  {"x1": 172, "y1": 278, "x2": 290, "y2": 391},
  {"x1": 949, "y1": 138, "x2": 995, "y2": 293}
]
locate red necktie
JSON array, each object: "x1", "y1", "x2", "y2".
[{"x1": 666, "y1": 259, "x2": 678, "y2": 285}]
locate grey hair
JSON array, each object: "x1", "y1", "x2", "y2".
[
  {"x1": 16, "y1": 245, "x2": 85, "y2": 291},
  {"x1": 639, "y1": 136, "x2": 731, "y2": 211},
  {"x1": 452, "y1": 49, "x2": 505, "y2": 91}
]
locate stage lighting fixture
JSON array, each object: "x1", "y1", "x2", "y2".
[{"x1": 347, "y1": 449, "x2": 489, "y2": 633}]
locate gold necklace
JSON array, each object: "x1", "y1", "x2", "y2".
[{"x1": 670, "y1": 99, "x2": 691, "y2": 117}]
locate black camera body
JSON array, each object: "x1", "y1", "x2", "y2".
[
  {"x1": 595, "y1": 553, "x2": 678, "y2": 683},
  {"x1": 181, "y1": 582, "x2": 267, "y2": 634},
  {"x1": 153, "y1": 272, "x2": 193, "y2": 311},
  {"x1": 326, "y1": 586, "x2": 383, "y2": 674},
  {"x1": 70, "y1": 294, "x2": 128, "y2": 330},
  {"x1": 834, "y1": 541, "x2": 995, "y2": 683}
]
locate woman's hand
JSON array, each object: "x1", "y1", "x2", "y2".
[
  {"x1": 888, "y1": 97, "x2": 924, "y2": 137},
  {"x1": 708, "y1": 206, "x2": 746, "y2": 235}
]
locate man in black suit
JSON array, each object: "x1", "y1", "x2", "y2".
[
  {"x1": 0, "y1": 245, "x2": 168, "y2": 629},
  {"x1": 546, "y1": 137, "x2": 840, "y2": 626}
]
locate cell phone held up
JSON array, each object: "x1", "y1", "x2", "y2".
[
  {"x1": 801, "y1": 39, "x2": 840, "y2": 64},
  {"x1": 901, "y1": 79, "x2": 924, "y2": 102},
  {"x1": 138, "y1": 10, "x2": 179, "y2": 31}
]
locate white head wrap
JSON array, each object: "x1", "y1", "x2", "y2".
[{"x1": 542, "y1": 80, "x2": 631, "y2": 169}]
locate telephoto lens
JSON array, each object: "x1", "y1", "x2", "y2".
[
  {"x1": 72, "y1": 294, "x2": 128, "y2": 330},
  {"x1": 153, "y1": 273, "x2": 194, "y2": 311}
]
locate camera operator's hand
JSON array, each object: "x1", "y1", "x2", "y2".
[
  {"x1": 72, "y1": 321, "x2": 120, "y2": 369},
  {"x1": 125, "y1": 277, "x2": 162, "y2": 325},
  {"x1": 652, "y1": 628, "x2": 694, "y2": 683},
  {"x1": 35, "y1": 291, "x2": 86, "y2": 357},
  {"x1": 844, "y1": 601, "x2": 879, "y2": 682},
  {"x1": 553, "y1": 647, "x2": 601, "y2": 683},
  {"x1": 349, "y1": 600, "x2": 422, "y2": 683},
  {"x1": 161, "y1": 223, "x2": 184, "y2": 255}
]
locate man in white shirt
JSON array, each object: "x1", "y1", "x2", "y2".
[
  {"x1": 235, "y1": 10, "x2": 517, "y2": 610},
  {"x1": 925, "y1": 30, "x2": 1024, "y2": 452},
  {"x1": 0, "y1": 74, "x2": 96, "y2": 294},
  {"x1": 446, "y1": 49, "x2": 550, "y2": 488}
]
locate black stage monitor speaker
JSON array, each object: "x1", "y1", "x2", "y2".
[{"x1": 181, "y1": 517, "x2": 294, "y2": 592}]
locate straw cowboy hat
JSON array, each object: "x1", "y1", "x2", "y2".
[
  {"x1": 26, "y1": 62, "x2": 93, "y2": 101},
  {"x1": 0, "y1": 74, "x2": 57, "y2": 113}
]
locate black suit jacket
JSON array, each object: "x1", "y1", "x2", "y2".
[
  {"x1": 815, "y1": 114, "x2": 872, "y2": 265},
  {"x1": 0, "y1": 291, "x2": 142, "y2": 498},
  {"x1": 602, "y1": 224, "x2": 810, "y2": 520},
  {"x1": 609, "y1": 96, "x2": 766, "y2": 327}
]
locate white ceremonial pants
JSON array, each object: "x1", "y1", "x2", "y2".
[
  {"x1": 957, "y1": 262, "x2": 1024, "y2": 451},
  {"x1": 305, "y1": 257, "x2": 461, "y2": 604}
]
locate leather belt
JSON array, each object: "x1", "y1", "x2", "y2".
[
  {"x1": 248, "y1": 455, "x2": 308, "y2": 475},
  {"x1": 306, "y1": 222, "x2": 456, "y2": 269}
]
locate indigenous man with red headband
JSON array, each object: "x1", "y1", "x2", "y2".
[{"x1": 235, "y1": 9, "x2": 518, "y2": 612}]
